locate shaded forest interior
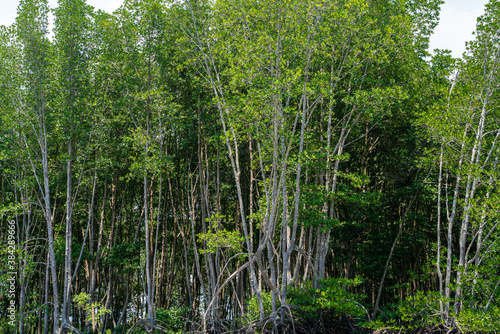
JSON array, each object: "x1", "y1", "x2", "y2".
[{"x1": 1, "y1": 0, "x2": 500, "y2": 333}]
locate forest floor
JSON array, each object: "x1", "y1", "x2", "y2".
[
  {"x1": 228, "y1": 317, "x2": 462, "y2": 334},
  {"x1": 370, "y1": 327, "x2": 459, "y2": 334},
  {"x1": 253, "y1": 316, "x2": 463, "y2": 334}
]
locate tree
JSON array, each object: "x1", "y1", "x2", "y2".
[
  {"x1": 422, "y1": 0, "x2": 500, "y2": 324},
  {"x1": 16, "y1": 1, "x2": 60, "y2": 331},
  {"x1": 54, "y1": 0, "x2": 93, "y2": 331}
]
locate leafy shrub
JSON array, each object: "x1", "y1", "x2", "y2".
[
  {"x1": 456, "y1": 307, "x2": 500, "y2": 333},
  {"x1": 245, "y1": 290, "x2": 277, "y2": 323},
  {"x1": 286, "y1": 277, "x2": 366, "y2": 320},
  {"x1": 397, "y1": 290, "x2": 443, "y2": 329},
  {"x1": 365, "y1": 290, "x2": 446, "y2": 331},
  {"x1": 73, "y1": 292, "x2": 111, "y2": 332},
  {"x1": 197, "y1": 213, "x2": 244, "y2": 254},
  {"x1": 156, "y1": 307, "x2": 190, "y2": 334}
]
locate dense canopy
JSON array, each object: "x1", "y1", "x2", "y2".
[{"x1": 1, "y1": 0, "x2": 500, "y2": 333}]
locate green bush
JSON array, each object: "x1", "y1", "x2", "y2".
[
  {"x1": 286, "y1": 277, "x2": 366, "y2": 320},
  {"x1": 73, "y1": 292, "x2": 111, "y2": 332},
  {"x1": 245, "y1": 290, "x2": 277, "y2": 323},
  {"x1": 155, "y1": 307, "x2": 190, "y2": 334},
  {"x1": 397, "y1": 290, "x2": 443, "y2": 329},
  {"x1": 366, "y1": 290, "x2": 446, "y2": 331},
  {"x1": 456, "y1": 307, "x2": 500, "y2": 333}
]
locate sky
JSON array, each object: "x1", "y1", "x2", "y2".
[
  {"x1": 0, "y1": 0, "x2": 491, "y2": 59},
  {"x1": 428, "y1": 0, "x2": 489, "y2": 58}
]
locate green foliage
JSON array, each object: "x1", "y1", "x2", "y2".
[
  {"x1": 155, "y1": 307, "x2": 190, "y2": 334},
  {"x1": 456, "y1": 307, "x2": 500, "y2": 333},
  {"x1": 102, "y1": 242, "x2": 141, "y2": 271},
  {"x1": 197, "y1": 214, "x2": 244, "y2": 254},
  {"x1": 397, "y1": 291, "x2": 443, "y2": 329},
  {"x1": 245, "y1": 291, "x2": 276, "y2": 323},
  {"x1": 73, "y1": 292, "x2": 111, "y2": 330},
  {"x1": 2, "y1": 0, "x2": 498, "y2": 332},
  {"x1": 197, "y1": 228, "x2": 243, "y2": 254},
  {"x1": 287, "y1": 277, "x2": 366, "y2": 320},
  {"x1": 299, "y1": 184, "x2": 336, "y2": 229}
]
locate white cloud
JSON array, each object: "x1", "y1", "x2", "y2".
[
  {"x1": 429, "y1": 0, "x2": 489, "y2": 58},
  {"x1": 0, "y1": 0, "x2": 19, "y2": 27}
]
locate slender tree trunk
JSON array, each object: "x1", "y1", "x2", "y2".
[
  {"x1": 62, "y1": 138, "x2": 73, "y2": 333},
  {"x1": 454, "y1": 98, "x2": 488, "y2": 315},
  {"x1": 437, "y1": 146, "x2": 444, "y2": 321},
  {"x1": 42, "y1": 114, "x2": 60, "y2": 334},
  {"x1": 444, "y1": 124, "x2": 468, "y2": 322},
  {"x1": 43, "y1": 253, "x2": 50, "y2": 334}
]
